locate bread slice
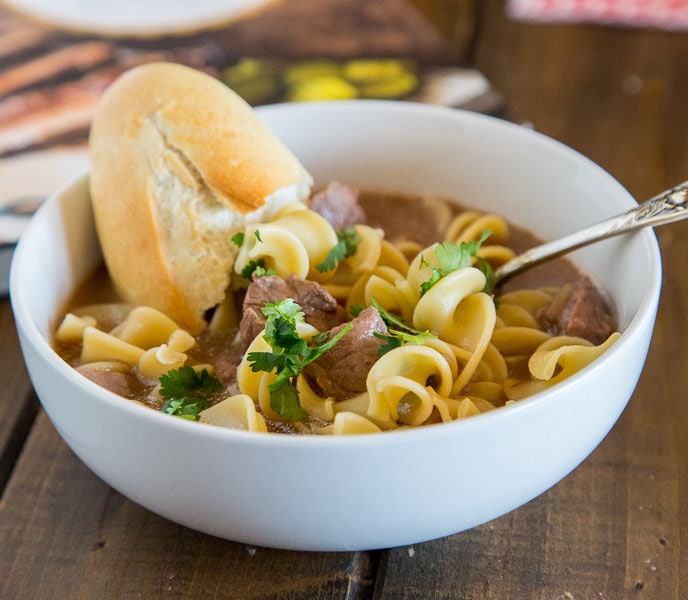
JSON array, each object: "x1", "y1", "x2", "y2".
[{"x1": 89, "y1": 62, "x2": 312, "y2": 333}]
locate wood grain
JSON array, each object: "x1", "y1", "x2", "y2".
[
  {"x1": 0, "y1": 299, "x2": 38, "y2": 493},
  {"x1": 0, "y1": 411, "x2": 379, "y2": 599}
]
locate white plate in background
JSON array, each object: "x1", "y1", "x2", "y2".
[
  {"x1": 1, "y1": 0, "x2": 280, "y2": 36},
  {"x1": 1, "y1": 146, "x2": 89, "y2": 296}
]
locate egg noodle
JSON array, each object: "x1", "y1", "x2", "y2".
[{"x1": 55, "y1": 198, "x2": 619, "y2": 435}]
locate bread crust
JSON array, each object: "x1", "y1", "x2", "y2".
[{"x1": 89, "y1": 62, "x2": 312, "y2": 333}]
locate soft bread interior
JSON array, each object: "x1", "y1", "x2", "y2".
[{"x1": 89, "y1": 62, "x2": 312, "y2": 334}]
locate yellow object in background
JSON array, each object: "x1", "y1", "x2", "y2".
[
  {"x1": 221, "y1": 58, "x2": 281, "y2": 105},
  {"x1": 286, "y1": 75, "x2": 359, "y2": 102},
  {"x1": 221, "y1": 57, "x2": 419, "y2": 104}
]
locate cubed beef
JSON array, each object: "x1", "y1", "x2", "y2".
[
  {"x1": 309, "y1": 182, "x2": 367, "y2": 228},
  {"x1": 238, "y1": 274, "x2": 347, "y2": 350},
  {"x1": 537, "y1": 277, "x2": 616, "y2": 345},
  {"x1": 304, "y1": 307, "x2": 388, "y2": 401},
  {"x1": 77, "y1": 365, "x2": 135, "y2": 398}
]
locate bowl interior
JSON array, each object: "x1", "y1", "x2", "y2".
[
  {"x1": 13, "y1": 101, "x2": 659, "y2": 344},
  {"x1": 8, "y1": 101, "x2": 662, "y2": 550},
  {"x1": 260, "y1": 101, "x2": 659, "y2": 329}
]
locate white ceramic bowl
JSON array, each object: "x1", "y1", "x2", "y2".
[{"x1": 10, "y1": 101, "x2": 661, "y2": 551}]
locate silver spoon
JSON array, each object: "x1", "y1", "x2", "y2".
[{"x1": 492, "y1": 181, "x2": 688, "y2": 286}]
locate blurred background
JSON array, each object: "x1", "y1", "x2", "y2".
[
  {"x1": 1, "y1": 0, "x2": 687, "y2": 193},
  {"x1": 2, "y1": 0, "x2": 688, "y2": 286}
]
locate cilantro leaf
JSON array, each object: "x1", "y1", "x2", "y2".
[
  {"x1": 419, "y1": 231, "x2": 492, "y2": 296},
  {"x1": 317, "y1": 240, "x2": 347, "y2": 272},
  {"x1": 161, "y1": 397, "x2": 211, "y2": 420},
  {"x1": 240, "y1": 258, "x2": 276, "y2": 281},
  {"x1": 262, "y1": 298, "x2": 304, "y2": 348},
  {"x1": 374, "y1": 331, "x2": 402, "y2": 355},
  {"x1": 370, "y1": 299, "x2": 413, "y2": 333},
  {"x1": 310, "y1": 330, "x2": 330, "y2": 345},
  {"x1": 255, "y1": 264, "x2": 276, "y2": 278},
  {"x1": 476, "y1": 256, "x2": 495, "y2": 295},
  {"x1": 247, "y1": 299, "x2": 352, "y2": 421},
  {"x1": 369, "y1": 298, "x2": 437, "y2": 356},
  {"x1": 435, "y1": 239, "x2": 472, "y2": 272},
  {"x1": 159, "y1": 366, "x2": 223, "y2": 421},
  {"x1": 268, "y1": 377, "x2": 305, "y2": 421},
  {"x1": 231, "y1": 232, "x2": 245, "y2": 247},
  {"x1": 159, "y1": 366, "x2": 223, "y2": 399},
  {"x1": 316, "y1": 226, "x2": 361, "y2": 272},
  {"x1": 419, "y1": 257, "x2": 443, "y2": 296},
  {"x1": 247, "y1": 351, "x2": 289, "y2": 375},
  {"x1": 374, "y1": 328, "x2": 437, "y2": 356},
  {"x1": 349, "y1": 304, "x2": 364, "y2": 318}
]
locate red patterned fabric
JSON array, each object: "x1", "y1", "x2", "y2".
[{"x1": 507, "y1": 0, "x2": 688, "y2": 30}]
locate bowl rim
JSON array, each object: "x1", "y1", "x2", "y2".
[{"x1": 10, "y1": 100, "x2": 663, "y2": 450}]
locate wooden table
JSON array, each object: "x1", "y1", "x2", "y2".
[{"x1": 2, "y1": 1, "x2": 687, "y2": 597}]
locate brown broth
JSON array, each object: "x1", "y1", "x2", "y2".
[
  {"x1": 53, "y1": 190, "x2": 603, "y2": 431},
  {"x1": 359, "y1": 190, "x2": 582, "y2": 289}
]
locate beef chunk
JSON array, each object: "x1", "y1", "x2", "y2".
[
  {"x1": 239, "y1": 274, "x2": 347, "y2": 350},
  {"x1": 77, "y1": 365, "x2": 134, "y2": 398},
  {"x1": 537, "y1": 277, "x2": 616, "y2": 345},
  {"x1": 309, "y1": 182, "x2": 367, "y2": 228},
  {"x1": 304, "y1": 307, "x2": 388, "y2": 401}
]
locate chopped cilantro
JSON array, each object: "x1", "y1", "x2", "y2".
[
  {"x1": 374, "y1": 329, "x2": 436, "y2": 355},
  {"x1": 368, "y1": 298, "x2": 436, "y2": 356},
  {"x1": 310, "y1": 330, "x2": 331, "y2": 345},
  {"x1": 349, "y1": 304, "x2": 364, "y2": 318},
  {"x1": 159, "y1": 366, "x2": 223, "y2": 421},
  {"x1": 419, "y1": 231, "x2": 492, "y2": 296},
  {"x1": 247, "y1": 299, "x2": 352, "y2": 420},
  {"x1": 476, "y1": 256, "x2": 496, "y2": 295},
  {"x1": 254, "y1": 230, "x2": 263, "y2": 243},
  {"x1": 240, "y1": 258, "x2": 276, "y2": 281},
  {"x1": 161, "y1": 397, "x2": 210, "y2": 420},
  {"x1": 231, "y1": 232, "x2": 245, "y2": 247},
  {"x1": 316, "y1": 226, "x2": 361, "y2": 272}
]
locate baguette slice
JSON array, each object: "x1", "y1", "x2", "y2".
[{"x1": 89, "y1": 62, "x2": 312, "y2": 334}]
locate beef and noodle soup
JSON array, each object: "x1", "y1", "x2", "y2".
[{"x1": 54, "y1": 184, "x2": 618, "y2": 435}]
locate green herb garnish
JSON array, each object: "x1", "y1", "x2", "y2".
[
  {"x1": 366, "y1": 298, "x2": 436, "y2": 356},
  {"x1": 419, "y1": 232, "x2": 492, "y2": 296},
  {"x1": 374, "y1": 329, "x2": 437, "y2": 355},
  {"x1": 240, "y1": 258, "x2": 276, "y2": 281},
  {"x1": 159, "y1": 366, "x2": 224, "y2": 421},
  {"x1": 231, "y1": 232, "x2": 245, "y2": 247},
  {"x1": 316, "y1": 226, "x2": 361, "y2": 272},
  {"x1": 476, "y1": 256, "x2": 495, "y2": 295},
  {"x1": 349, "y1": 303, "x2": 364, "y2": 318},
  {"x1": 247, "y1": 299, "x2": 352, "y2": 420}
]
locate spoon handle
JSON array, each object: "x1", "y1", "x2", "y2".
[{"x1": 493, "y1": 181, "x2": 688, "y2": 285}]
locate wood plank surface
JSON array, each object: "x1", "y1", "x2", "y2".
[
  {"x1": 2, "y1": 0, "x2": 688, "y2": 598},
  {"x1": 0, "y1": 299, "x2": 38, "y2": 493},
  {"x1": 0, "y1": 411, "x2": 380, "y2": 599}
]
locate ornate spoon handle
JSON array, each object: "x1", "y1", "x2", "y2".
[{"x1": 493, "y1": 181, "x2": 688, "y2": 285}]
